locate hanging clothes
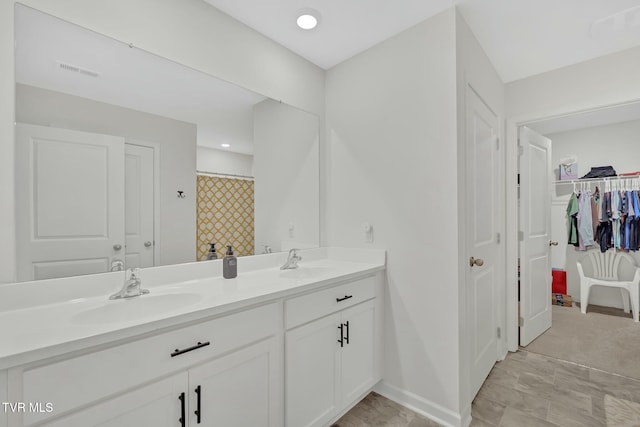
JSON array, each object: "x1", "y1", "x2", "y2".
[
  {"x1": 566, "y1": 192, "x2": 579, "y2": 246},
  {"x1": 611, "y1": 190, "x2": 621, "y2": 249},
  {"x1": 631, "y1": 191, "x2": 640, "y2": 251},
  {"x1": 577, "y1": 190, "x2": 594, "y2": 247},
  {"x1": 561, "y1": 178, "x2": 640, "y2": 254}
]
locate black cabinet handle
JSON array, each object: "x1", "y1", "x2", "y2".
[
  {"x1": 171, "y1": 341, "x2": 210, "y2": 357},
  {"x1": 344, "y1": 321, "x2": 350, "y2": 345},
  {"x1": 336, "y1": 295, "x2": 353, "y2": 302},
  {"x1": 178, "y1": 392, "x2": 186, "y2": 427},
  {"x1": 195, "y1": 385, "x2": 202, "y2": 424},
  {"x1": 337, "y1": 324, "x2": 344, "y2": 347}
]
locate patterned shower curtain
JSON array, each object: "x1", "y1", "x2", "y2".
[{"x1": 196, "y1": 175, "x2": 255, "y2": 260}]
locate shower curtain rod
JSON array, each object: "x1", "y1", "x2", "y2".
[{"x1": 196, "y1": 170, "x2": 255, "y2": 180}]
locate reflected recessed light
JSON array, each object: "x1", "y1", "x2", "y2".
[{"x1": 221, "y1": 143, "x2": 230, "y2": 148}]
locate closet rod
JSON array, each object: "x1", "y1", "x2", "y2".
[
  {"x1": 553, "y1": 176, "x2": 640, "y2": 185},
  {"x1": 196, "y1": 170, "x2": 254, "y2": 180}
]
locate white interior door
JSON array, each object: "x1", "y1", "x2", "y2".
[
  {"x1": 124, "y1": 143, "x2": 155, "y2": 268},
  {"x1": 519, "y1": 126, "x2": 553, "y2": 346},
  {"x1": 466, "y1": 86, "x2": 500, "y2": 399},
  {"x1": 15, "y1": 123, "x2": 125, "y2": 281}
]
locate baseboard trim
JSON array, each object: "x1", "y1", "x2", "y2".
[{"x1": 373, "y1": 381, "x2": 468, "y2": 427}]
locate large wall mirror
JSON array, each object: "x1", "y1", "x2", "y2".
[{"x1": 14, "y1": 4, "x2": 320, "y2": 282}]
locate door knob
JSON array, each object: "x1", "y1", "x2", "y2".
[
  {"x1": 144, "y1": 241, "x2": 153, "y2": 247},
  {"x1": 549, "y1": 240, "x2": 558, "y2": 246},
  {"x1": 469, "y1": 257, "x2": 484, "y2": 267},
  {"x1": 113, "y1": 244, "x2": 122, "y2": 251}
]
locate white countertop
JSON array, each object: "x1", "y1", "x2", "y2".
[{"x1": 0, "y1": 247, "x2": 385, "y2": 370}]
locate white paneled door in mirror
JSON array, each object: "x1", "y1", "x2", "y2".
[
  {"x1": 124, "y1": 143, "x2": 156, "y2": 269},
  {"x1": 16, "y1": 124, "x2": 125, "y2": 281}
]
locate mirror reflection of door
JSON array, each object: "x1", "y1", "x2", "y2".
[
  {"x1": 16, "y1": 124, "x2": 126, "y2": 281},
  {"x1": 15, "y1": 124, "x2": 158, "y2": 281},
  {"x1": 124, "y1": 143, "x2": 156, "y2": 269}
]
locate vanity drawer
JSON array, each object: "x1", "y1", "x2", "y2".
[
  {"x1": 285, "y1": 276, "x2": 376, "y2": 329},
  {"x1": 21, "y1": 302, "x2": 278, "y2": 425}
]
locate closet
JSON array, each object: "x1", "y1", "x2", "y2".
[
  {"x1": 517, "y1": 111, "x2": 640, "y2": 377},
  {"x1": 546, "y1": 117, "x2": 640, "y2": 310}
]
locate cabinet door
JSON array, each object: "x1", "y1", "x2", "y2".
[
  {"x1": 188, "y1": 338, "x2": 277, "y2": 427},
  {"x1": 340, "y1": 299, "x2": 376, "y2": 404},
  {"x1": 39, "y1": 373, "x2": 187, "y2": 427},
  {"x1": 286, "y1": 313, "x2": 341, "y2": 427}
]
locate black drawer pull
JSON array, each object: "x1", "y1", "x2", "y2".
[
  {"x1": 195, "y1": 385, "x2": 202, "y2": 423},
  {"x1": 178, "y1": 392, "x2": 186, "y2": 427},
  {"x1": 336, "y1": 295, "x2": 353, "y2": 302},
  {"x1": 337, "y1": 324, "x2": 344, "y2": 347},
  {"x1": 344, "y1": 321, "x2": 350, "y2": 345},
  {"x1": 171, "y1": 341, "x2": 211, "y2": 357}
]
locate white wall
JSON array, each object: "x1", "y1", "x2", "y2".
[
  {"x1": 16, "y1": 84, "x2": 197, "y2": 266},
  {"x1": 1, "y1": 0, "x2": 324, "y2": 282},
  {"x1": 253, "y1": 99, "x2": 319, "y2": 253},
  {"x1": 548, "y1": 119, "x2": 640, "y2": 308},
  {"x1": 197, "y1": 147, "x2": 254, "y2": 177},
  {"x1": 455, "y1": 10, "x2": 505, "y2": 421},
  {"x1": 326, "y1": 9, "x2": 463, "y2": 425}
]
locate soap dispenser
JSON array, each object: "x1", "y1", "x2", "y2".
[
  {"x1": 223, "y1": 245, "x2": 237, "y2": 279},
  {"x1": 207, "y1": 242, "x2": 218, "y2": 260}
]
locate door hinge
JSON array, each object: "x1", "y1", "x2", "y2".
[
  {"x1": 518, "y1": 146, "x2": 524, "y2": 156},
  {"x1": 518, "y1": 317, "x2": 524, "y2": 327},
  {"x1": 496, "y1": 233, "x2": 501, "y2": 244},
  {"x1": 496, "y1": 327, "x2": 501, "y2": 338},
  {"x1": 518, "y1": 231, "x2": 524, "y2": 241}
]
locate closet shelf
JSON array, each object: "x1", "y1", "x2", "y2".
[{"x1": 554, "y1": 176, "x2": 640, "y2": 186}]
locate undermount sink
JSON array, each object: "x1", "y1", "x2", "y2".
[
  {"x1": 279, "y1": 266, "x2": 330, "y2": 279},
  {"x1": 72, "y1": 293, "x2": 203, "y2": 324}
]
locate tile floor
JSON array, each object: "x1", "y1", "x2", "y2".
[{"x1": 333, "y1": 350, "x2": 640, "y2": 426}]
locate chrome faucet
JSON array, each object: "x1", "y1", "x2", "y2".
[
  {"x1": 280, "y1": 249, "x2": 302, "y2": 270},
  {"x1": 263, "y1": 245, "x2": 273, "y2": 254},
  {"x1": 109, "y1": 268, "x2": 150, "y2": 300}
]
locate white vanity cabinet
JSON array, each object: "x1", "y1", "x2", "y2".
[
  {"x1": 8, "y1": 302, "x2": 282, "y2": 427},
  {"x1": 36, "y1": 373, "x2": 187, "y2": 427},
  {"x1": 38, "y1": 339, "x2": 278, "y2": 427},
  {"x1": 1, "y1": 251, "x2": 386, "y2": 427},
  {"x1": 284, "y1": 274, "x2": 382, "y2": 427}
]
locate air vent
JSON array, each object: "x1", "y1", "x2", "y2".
[{"x1": 57, "y1": 61, "x2": 100, "y2": 78}]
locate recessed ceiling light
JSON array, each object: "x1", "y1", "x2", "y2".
[
  {"x1": 221, "y1": 143, "x2": 230, "y2": 148},
  {"x1": 296, "y1": 9, "x2": 320, "y2": 30}
]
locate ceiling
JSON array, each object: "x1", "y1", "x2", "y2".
[
  {"x1": 15, "y1": 2, "x2": 640, "y2": 153},
  {"x1": 204, "y1": 0, "x2": 640, "y2": 83}
]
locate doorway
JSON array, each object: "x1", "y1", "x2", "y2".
[{"x1": 511, "y1": 101, "x2": 640, "y2": 379}]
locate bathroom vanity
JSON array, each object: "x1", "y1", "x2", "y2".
[{"x1": 0, "y1": 248, "x2": 385, "y2": 427}]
